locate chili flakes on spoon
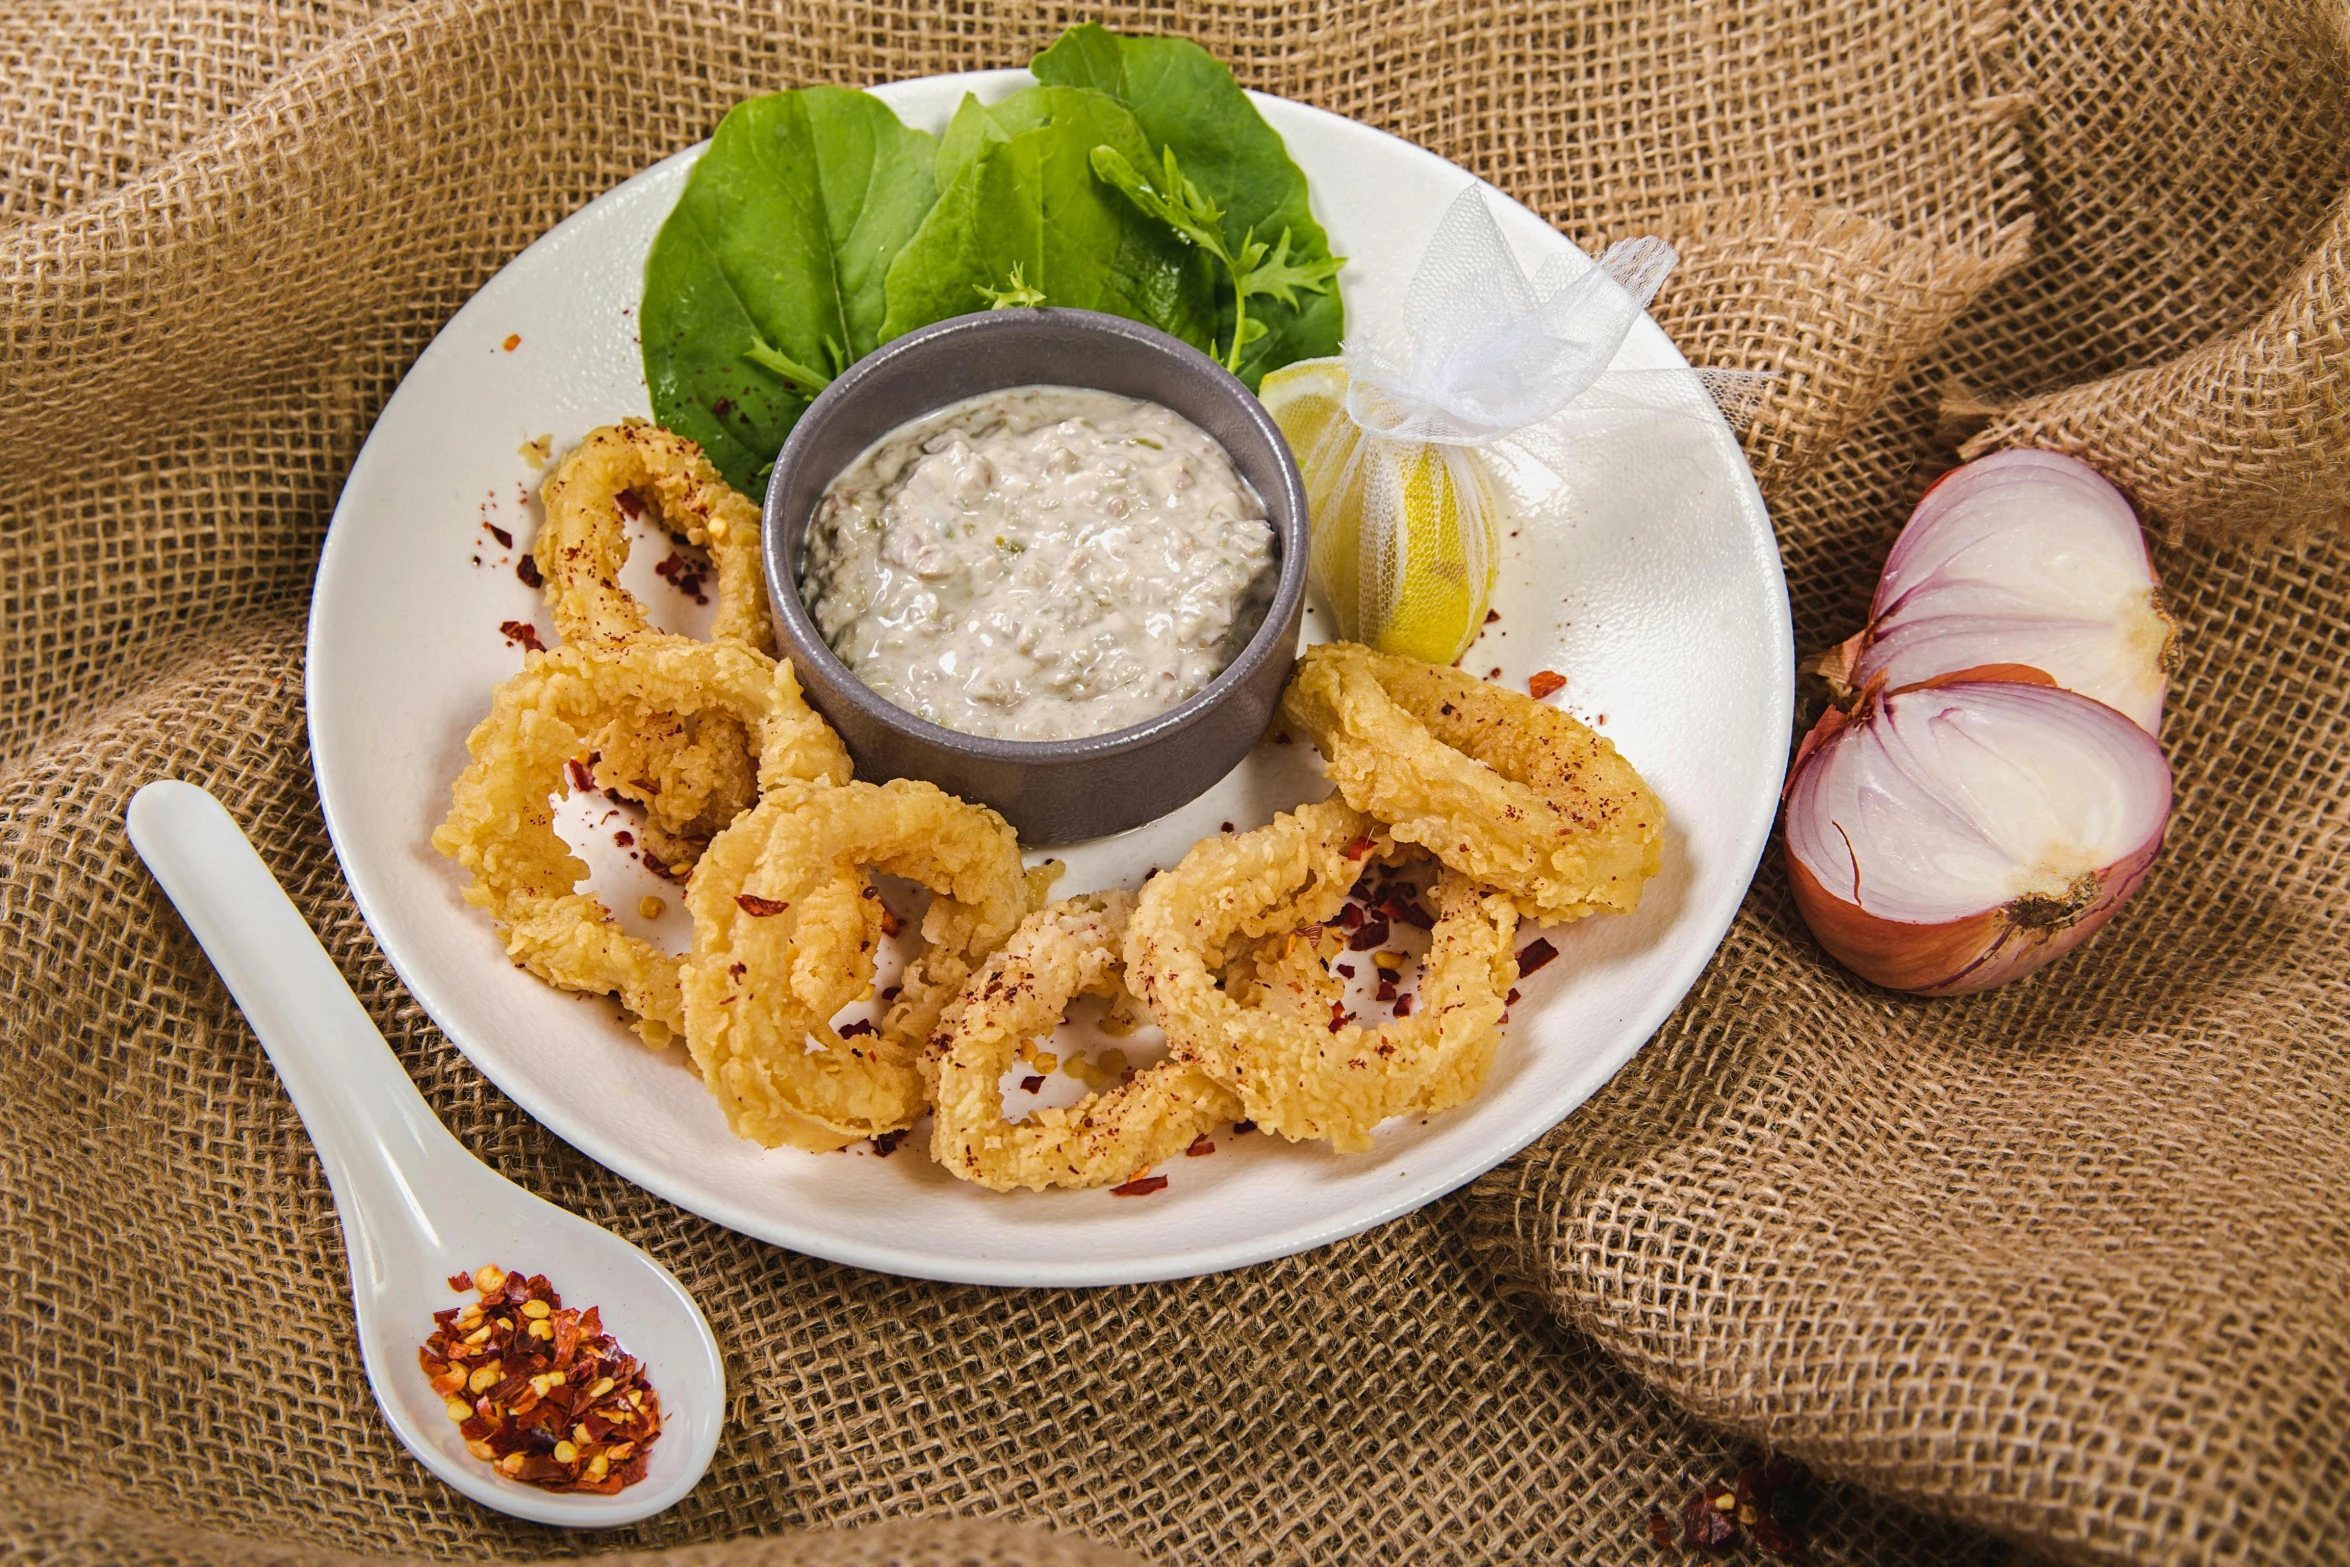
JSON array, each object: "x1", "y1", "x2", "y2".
[{"x1": 419, "y1": 1263, "x2": 662, "y2": 1494}]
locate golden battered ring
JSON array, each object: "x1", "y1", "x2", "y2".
[
  {"x1": 1124, "y1": 797, "x2": 1521, "y2": 1152},
  {"x1": 533, "y1": 419, "x2": 772, "y2": 652},
  {"x1": 533, "y1": 421, "x2": 776, "y2": 868},
  {"x1": 430, "y1": 636, "x2": 850, "y2": 1047},
  {"x1": 922, "y1": 893, "x2": 1243, "y2": 1191},
  {"x1": 1280, "y1": 641, "x2": 1664, "y2": 923},
  {"x1": 680, "y1": 779, "x2": 1055, "y2": 1152}
]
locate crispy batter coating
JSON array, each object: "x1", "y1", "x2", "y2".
[
  {"x1": 534, "y1": 421, "x2": 773, "y2": 867},
  {"x1": 430, "y1": 637, "x2": 850, "y2": 1047},
  {"x1": 1124, "y1": 798, "x2": 1521, "y2": 1151},
  {"x1": 1281, "y1": 641, "x2": 1664, "y2": 922},
  {"x1": 922, "y1": 893, "x2": 1243, "y2": 1191},
  {"x1": 680, "y1": 779, "x2": 1051, "y2": 1151},
  {"x1": 534, "y1": 419, "x2": 771, "y2": 652},
  {"x1": 585, "y1": 706, "x2": 758, "y2": 875}
]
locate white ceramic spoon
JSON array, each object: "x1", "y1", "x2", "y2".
[{"x1": 125, "y1": 779, "x2": 724, "y2": 1527}]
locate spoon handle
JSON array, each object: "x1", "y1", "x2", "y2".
[{"x1": 125, "y1": 780, "x2": 464, "y2": 1258}]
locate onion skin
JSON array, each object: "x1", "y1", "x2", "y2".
[
  {"x1": 1786, "y1": 827, "x2": 2165, "y2": 996},
  {"x1": 1782, "y1": 679, "x2": 2171, "y2": 996}
]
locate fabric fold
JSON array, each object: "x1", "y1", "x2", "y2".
[{"x1": 8, "y1": 0, "x2": 2344, "y2": 1564}]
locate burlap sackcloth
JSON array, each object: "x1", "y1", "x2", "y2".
[{"x1": 3, "y1": 1, "x2": 2342, "y2": 1564}]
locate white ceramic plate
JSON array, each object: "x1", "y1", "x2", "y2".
[{"x1": 310, "y1": 70, "x2": 1790, "y2": 1287}]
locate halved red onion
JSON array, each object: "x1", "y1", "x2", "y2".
[
  {"x1": 1820, "y1": 449, "x2": 2176, "y2": 734},
  {"x1": 1784, "y1": 680, "x2": 2171, "y2": 995}
]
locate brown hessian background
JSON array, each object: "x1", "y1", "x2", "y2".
[{"x1": 3, "y1": 1, "x2": 2344, "y2": 1564}]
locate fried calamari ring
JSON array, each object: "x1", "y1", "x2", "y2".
[
  {"x1": 535, "y1": 421, "x2": 771, "y2": 865},
  {"x1": 681, "y1": 779, "x2": 1051, "y2": 1151},
  {"x1": 1125, "y1": 798, "x2": 1521, "y2": 1151},
  {"x1": 1280, "y1": 641, "x2": 1664, "y2": 923},
  {"x1": 534, "y1": 419, "x2": 771, "y2": 652},
  {"x1": 922, "y1": 893, "x2": 1243, "y2": 1192},
  {"x1": 430, "y1": 636, "x2": 850, "y2": 1047}
]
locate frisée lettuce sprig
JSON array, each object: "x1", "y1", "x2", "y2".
[{"x1": 1089, "y1": 144, "x2": 1343, "y2": 373}]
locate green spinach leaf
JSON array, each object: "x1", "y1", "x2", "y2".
[
  {"x1": 1030, "y1": 22, "x2": 1344, "y2": 386},
  {"x1": 878, "y1": 86, "x2": 1216, "y2": 351},
  {"x1": 642, "y1": 86, "x2": 940, "y2": 494}
]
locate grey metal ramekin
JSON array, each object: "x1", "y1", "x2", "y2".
[{"x1": 761, "y1": 308, "x2": 1309, "y2": 845}]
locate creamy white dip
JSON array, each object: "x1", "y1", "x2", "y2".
[{"x1": 801, "y1": 385, "x2": 1278, "y2": 743}]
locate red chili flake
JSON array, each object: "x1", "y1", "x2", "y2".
[
  {"x1": 1020, "y1": 1074, "x2": 1045, "y2": 1094},
  {"x1": 870, "y1": 1129, "x2": 909, "y2": 1157},
  {"x1": 501, "y1": 333, "x2": 521, "y2": 352},
  {"x1": 879, "y1": 985, "x2": 901, "y2": 1002},
  {"x1": 1484, "y1": 608, "x2": 1502, "y2": 624},
  {"x1": 1392, "y1": 993, "x2": 1413, "y2": 1017},
  {"x1": 499, "y1": 620, "x2": 544, "y2": 652},
  {"x1": 1231, "y1": 1120, "x2": 1254, "y2": 1135},
  {"x1": 613, "y1": 830, "x2": 634, "y2": 847},
  {"x1": 515, "y1": 554, "x2": 542, "y2": 588},
  {"x1": 1348, "y1": 913, "x2": 1391, "y2": 951},
  {"x1": 1528, "y1": 669, "x2": 1567, "y2": 700},
  {"x1": 1111, "y1": 1174, "x2": 1170, "y2": 1196},
  {"x1": 1516, "y1": 937, "x2": 1560, "y2": 975},
  {"x1": 419, "y1": 1264, "x2": 660, "y2": 1494},
  {"x1": 1335, "y1": 963, "x2": 1355, "y2": 979},
  {"x1": 1647, "y1": 1507, "x2": 1676, "y2": 1548},
  {"x1": 615, "y1": 490, "x2": 644, "y2": 520},
  {"x1": 1747, "y1": 1456, "x2": 1815, "y2": 1528},
  {"x1": 735, "y1": 893, "x2": 790, "y2": 917},
  {"x1": 1505, "y1": 987, "x2": 1521, "y2": 1006},
  {"x1": 565, "y1": 758, "x2": 596, "y2": 793},
  {"x1": 1273, "y1": 730, "x2": 1293, "y2": 745},
  {"x1": 653, "y1": 551, "x2": 708, "y2": 601},
  {"x1": 1375, "y1": 979, "x2": 1398, "y2": 1003},
  {"x1": 485, "y1": 523, "x2": 514, "y2": 548},
  {"x1": 837, "y1": 1019, "x2": 876, "y2": 1039},
  {"x1": 1185, "y1": 1135, "x2": 1215, "y2": 1157},
  {"x1": 1327, "y1": 999, "x2": 1351, "y2": 1033},
  {"x1": 1487, "y1": 667, "x2": 1504, "y2": 679},
  {"x1": 1220, "y1": 821, "x2": 1235, "y2": 833},
  {"x1": 1381, "y1": 893, "x2": 1435, "y2": 931},
  {"x1": 1342, "y1": 835, "x2": 1374, "y2": 860},
  {"x1": 1679, "y1": 1488, "x2": 1736, "y2": 1548},
  {"x1": 1339, "y1": 903, "x2": 1365, "y2": 930}
]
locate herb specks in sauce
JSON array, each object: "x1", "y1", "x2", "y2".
[{"x1": 801, "y1": 386, "x2": 1277, "y2": 742}]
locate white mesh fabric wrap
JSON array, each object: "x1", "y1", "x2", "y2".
[{"x1": 1307, "y1": 187, "x2": 1749, "y2": 656}]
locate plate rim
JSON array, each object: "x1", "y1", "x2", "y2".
[{"x1": 308, "y1": 70, "x2": 1791, "y2": 1287}]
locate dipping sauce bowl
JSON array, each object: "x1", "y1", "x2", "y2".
[{"x1": 761, "y1": 308, "x2": 1309, "y2": 844}]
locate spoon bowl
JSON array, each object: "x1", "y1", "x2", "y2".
[{"x1": 126, "y1": 780, "x2": 723, "y2": 1527}]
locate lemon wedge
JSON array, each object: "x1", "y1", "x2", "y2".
[{"x1": 1260, "y1": 359, "x2": 1500, "y2": 665}]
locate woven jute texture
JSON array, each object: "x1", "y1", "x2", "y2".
[
  {"x1": 1953, "y1": 0, "x2": 2350, "y2": 537},
  {"x1": 1471, "y1": 5, "x2": 2350, "y2": 1567},
  {"x1": 1, "y1": 1, "x2": 2338, "y2": 1565}
]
